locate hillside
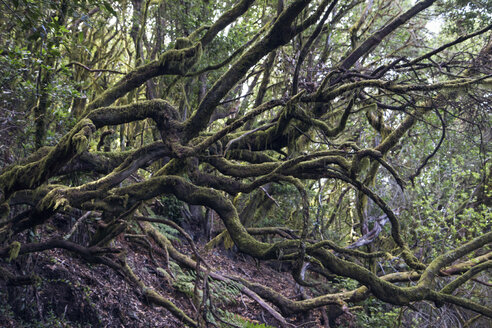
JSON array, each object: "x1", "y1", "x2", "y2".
[{"x1": 0, "y1": 0, "x2": 491, "y2": 327}]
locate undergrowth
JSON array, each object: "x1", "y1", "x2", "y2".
[{"x1": 168, "y1": 261, "x2": 274, "y2": 327}]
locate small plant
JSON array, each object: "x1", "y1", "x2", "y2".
[
  {"x1": 144, "y1": 205, "x2": 181, "y2": 241},
  {"x1": 168, "y1": 261, "x2": 252, "y2": 326},
  {"x1": 242, "y1": 321, "x2": 276, "y2": 328},
  {"x1": 168, "y1": 261, "x2": 240, "y2": 305}
]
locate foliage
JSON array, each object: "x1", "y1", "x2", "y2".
[
  {"x1": 145, "y1": 205, "x2": 181, "y2": 241},
  {"x1": 0, "y1": 0, "x2": 491, "y2": 327},
  {"x1": 350, "y1": 298, "x2": 400, "y2": 328},
  {"x1": 168, "y1": 261, "x2": 240, "y2": 306}
]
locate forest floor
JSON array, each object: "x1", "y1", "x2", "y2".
[{"x1": 0, "y1": 217, "x2": 329, "y2": 327}]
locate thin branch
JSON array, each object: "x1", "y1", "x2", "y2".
[
  {"x1": 399, "y1": 23, "x2": 492, "y2": 68},
  {"x1": 135, "y1": 216, "x2": 211, "y2": 270},
  {"x1": 64, "y1": 211, "x2": 92, "y2": 240},
  {"x1": 409, "y1": 109, "x2": 446, "y2": 184},
  {"x1": 63, "y1": 61, "x2": 125, "y2": 75}
]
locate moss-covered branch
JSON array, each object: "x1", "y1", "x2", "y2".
[
  {"x1": 87, "y1": 99, "x2": 180, "y2": 129},
  {"x1": 0, "y1": 238, "x2": 120, "y2": 261},
  {"x1": 199, "y1": 0, "x2": 256, "y2": 47},
  {"x1": 0, "y1": 119, "x2": 95, "y2": 200},
  {"x1": 418, "y1": 231, "x2": 492, "y2": 287},
  {"x1": 305, "y1": 77, "x2": 492, "y2": 103},
  {"x1": 339, "y1": 0, "x2": 437, "y2": 70},
  {"x1": 184, "y1": 0, "x2": 313, "y2": 140},
  {"x1": 440, "y1": 260, "x2": 492, "y2": 295},
  {"x1": 86, "y1": 42, "x2": 202, "y2": 113},
  {"x1": 121, "y1": 261, "x2": 198, "y2": 327}
]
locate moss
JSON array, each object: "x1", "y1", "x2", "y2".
[
  {"x1": 38, "y1": 188, "x2": 69, "y2": 213},
  {"x1": 205, "y1": 230, "x2": 227, "y2": 250},
  {"x1": 156, "y1": 267, "x2": 173, "y2": 283},
  {"x1": 0, "y1": 119, "x2": 95, "y2": 199},
  {"x1": 8, "y1": 241, "x2": 21, "y2": 262},
  {"x1": 350, "y1": 154, "x2": 370, "y2": 178},
  {"x1": 124, "y1": 258, "x2": 198, "y2": 327},
  {"x1": 72, "y1": 124, "x2": 92, "y2": 154},
  {"x1": 174, "y1": 37, "x2": 193, "y2": 49},
  {"x1": 90, "y1": 219, "x2": 128, "y2": 246},
  {"x1": 0, "y1": 202, "x2": 9, "y2": 221},
  {"x1": 159, "y1": 42, "x2": 202, "y2": 75},
  {"x1": 223, "y1": 231, "x2": 235, "y2": 250},
  {"x1": 143, "y1": 287, "x2": 197, "y2": 327}
]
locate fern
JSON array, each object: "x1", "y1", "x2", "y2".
[
  {"x1": 169, "y1": 261, "x2": 197, "y2": 297},
  {"x1": 242, "y1": 323, "x2": 275, "y2": 328},
  {"x1": 216, "y1": 310, "x2": 275, "y2": 328},
  {"x1": 145, "y1": 206, "x2": 180, "y2": 241},
  {"x1": 153, "y1": 222, "x2": 180, "y2": 241},
  {"x1": 168, "y1": 261, "x2": 262, "y2": 326},
  {"x1": 210, "y1": 279, "x2": 241, "y2": 306},
  {"x1": 168, "y1": 261, "x2": 240, "y2": 305}
]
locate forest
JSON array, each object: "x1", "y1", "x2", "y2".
[{"x1": 0, "y1": 0, "x2": 491, "y2": 327}]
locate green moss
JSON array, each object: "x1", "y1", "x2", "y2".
[
  {"x1": 156, "y1": 267, "x2": 173, "y2": 282},
  {"x1": 8, "y1": 241, "x2": 21, "y2": 262},
  {"x1": 38, "y1": 187, "x2": 69, "y2": 212},
  {"x1": 159, "y1": 42, "x2": 202, "y2": 75},
  {"x1": 0, "y1": 119, "x2": 95, "y2": 199},
  {"x1": 174, "y1": 37, "x2": 193, "y2": 49},
  {"x1": 0, "y1": 202, "x2": 9, "y2": 221}
]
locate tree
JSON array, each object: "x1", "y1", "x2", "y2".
[{"x1": 0, "y1": 0, "x2": 491, "y2": 326}]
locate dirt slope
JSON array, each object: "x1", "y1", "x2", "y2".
[{"x1": 0, "y1": 227, "x2": 326, "y2": 327}]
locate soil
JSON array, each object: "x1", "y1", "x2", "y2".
[{"x1": 0, "y1": 221, "x2": 326, "y2": 328}]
